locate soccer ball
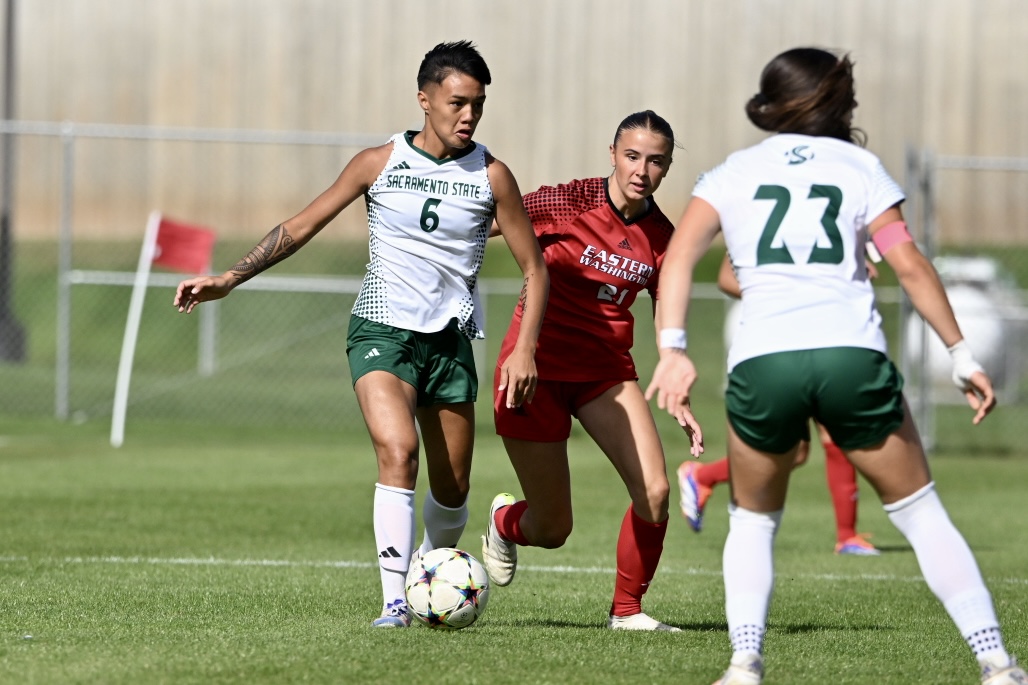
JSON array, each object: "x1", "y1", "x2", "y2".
[{"x1": 404, "y1": 547, "x2": 490, "y2": 629}]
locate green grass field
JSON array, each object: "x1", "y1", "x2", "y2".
[
  {"x1": 1, "y1": 414, "x2": 1025, "y2": 685},
  {"x1": 1, "y1": 239, "x2": 1026, "y2": 682}
]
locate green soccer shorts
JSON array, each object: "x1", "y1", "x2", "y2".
[
  {"x1": 346, "y1": 315, "x2": 478, "y2": 407},
  {"x1": 725, "y1": 347, "x2": 905, "y2": 453}
]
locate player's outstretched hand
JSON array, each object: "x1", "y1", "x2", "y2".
[
  {"x1": 645, "y1": 351, "x2": 704, "y2": 456},
  {"x1": 964, "y1": 369, "x2": 997, "y2": 425},
  {"x1": 498, "y1": 348, "x2": 538, "y2": 409},
  {"x1": 644, "y1": 350, "x2": 698, "y2": 417},
  {"x1": 174, "y1": 275, "x2": 234, "y2": 314},
  {"x1": 675, "y1": 402, "x2": 704, "y2": 458}
]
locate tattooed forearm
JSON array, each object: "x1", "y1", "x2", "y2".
[
  {"x1": 518, "y1": 276, "x2": 529, "y2": 314},
  {"x1": 228, "y1": 225, "x2": 298, "y2": 284}
]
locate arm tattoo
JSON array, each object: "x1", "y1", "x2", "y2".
[
  {"x1": 518, "y1": 276, "x2": 529, "y2": 314},
  {"x1": 228, "y1": 224, "x2": 298, "y2": 285}
]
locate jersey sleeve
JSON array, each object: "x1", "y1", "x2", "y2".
[
  {"x1": 523, "y1": 179, "x2": 600, "y2": 238},
  {"x1": 690, "y1": 163, "x2": 729, "y2": 213},
  {"x1": 648, "y1": 264, "x2": 662, "y2": 300},
  {"x1": 866, "y1": 160, "x2": 906, "y2": 224}
]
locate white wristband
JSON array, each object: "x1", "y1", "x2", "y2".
[
  {"x1": 948, "y1": 340, "x2": 984, "y2": 390},
  {"x1": 659, "y1": 328, "x2": 687, "y2": 350}
]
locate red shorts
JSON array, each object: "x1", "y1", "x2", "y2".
[{"x1": 493, "y1": 369, "x2": 626, "y2": 442}]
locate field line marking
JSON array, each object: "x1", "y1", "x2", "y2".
[{"x1": 1, "y1": 554, "x2": 1025, "y2": 586}]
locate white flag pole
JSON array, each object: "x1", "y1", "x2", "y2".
[{"x1": 110, "y1": 210, "x2": 161, "y2": 448}]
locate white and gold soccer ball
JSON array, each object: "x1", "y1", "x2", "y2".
[{"x1": 404, "y1": 547, "x2": 490, "y2": 629}]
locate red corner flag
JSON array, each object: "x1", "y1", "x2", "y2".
[
  {"x1": 152, "y1": 216, "x2": 216, "y2": 274},
  {"x1": 111, "y1": 211, "x2": 218, "y2": 448}
]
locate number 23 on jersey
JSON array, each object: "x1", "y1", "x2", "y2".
[{"x1": 754, "y1": 183, "x2": 844, "y2": 266}]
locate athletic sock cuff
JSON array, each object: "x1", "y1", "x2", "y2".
[
  {"x1": 882, "y1": 481, "x2": 935, "y2": 513},
  {"x1": 728, "y1": 503, "x2": 783, "y2": 529},
  {"x1": 375, "y1": 482, "x2": 416, "y2": 496}
]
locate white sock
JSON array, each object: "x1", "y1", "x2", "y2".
[
  {"x1": 885, "y1": 482, "x2": 1009, "y2": 663},
  {"x1": 373, "y1": 483, "x2": 415, "y2": 609},
  {"x1": 723, "y1": 504, "x2": 782, "y2": 656},
  {"x1": 419, "y1": 490, "x2": 468, "y2": 555}
]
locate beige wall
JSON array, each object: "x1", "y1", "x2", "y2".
[{"x1": 9, "y1": 0, "x2": 1028, "y2": 244}]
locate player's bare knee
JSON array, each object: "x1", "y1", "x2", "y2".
[
  {"x1": 534, "y1": 518, "x2": 573, "y2": 548},
  {"x1": 374, "y1": 443, "x2": 419, "y2": 484},
  {"x1": 630, "y1": 479, "x2": 670, "y2": 522}
]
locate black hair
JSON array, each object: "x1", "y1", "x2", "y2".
[
  {"x1": 417, "y1": 40, "x2": 492, "y2": 90},
  {"x1": 745, "y1": 47, "x2": 865, "y2": 145},
  {"x1": 612, "y1": 110, "x2": 676, "y2": 153}
]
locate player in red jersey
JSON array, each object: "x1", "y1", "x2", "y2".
[
  {"x1": 678, "y1": 253, "x2": 880, "y2": 555},
  {"x1": 481, "y1": 110, "x2": 703, "y2": 632}
]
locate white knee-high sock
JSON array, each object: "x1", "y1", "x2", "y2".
[
  {"x1": 723, "y1": 504, "x2": 782, "y2": 656},
  {"x1": 419, "y1": 490, "x2": 468, "y2": 555},
  {"x1": 885, "y1": 482, "x2": 1009, "y2": 663},
  {"x1": 373, "y1": 483, "x2": 415, "y2": 609}
]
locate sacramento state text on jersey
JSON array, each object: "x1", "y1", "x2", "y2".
[{"x1": 385, "y1": 174, "x2": 484, "y2": 199}]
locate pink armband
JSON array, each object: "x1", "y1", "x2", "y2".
[{"x1": 871, "y1": 221, "x2": 913, "y2": 255}]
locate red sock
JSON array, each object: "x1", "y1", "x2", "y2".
[
  {"x1": 823, "y1": 440, "x2": 858, "y2": 542},
  {"x1": 610, "y1": 506, "x2": 667, "y2": 617},
  {"x1": 697, "y1": 458, "x2": 730, "y2": 488},
  {"x1": 494, "y1": 500, "x2": 531, "y2": 546}
]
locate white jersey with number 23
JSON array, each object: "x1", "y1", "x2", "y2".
[{"x1": 693, "y1": 133, "x2": 905, "y2": 371}]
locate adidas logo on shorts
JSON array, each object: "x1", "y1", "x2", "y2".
[{"x1": 364, "y1": 348, "x2": 381, "y2": 360}]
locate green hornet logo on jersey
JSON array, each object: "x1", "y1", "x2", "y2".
[{"x1": 786, "y1": 145, "x2": 814, "y2": 165}]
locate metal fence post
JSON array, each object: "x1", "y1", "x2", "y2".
[
  {"x1": 55, "y1": 122, "x2": 74, "y2": 420},
  {"x1": 198, "y1": 299, "x2": 218, "y2": 376},
  {"x1": 0, "y1": 0, "x2": 26, "y2": 363}
]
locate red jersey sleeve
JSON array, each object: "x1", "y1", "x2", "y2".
[{"x1": 523, "y1": 178, "x2": 607, "y2": 238}]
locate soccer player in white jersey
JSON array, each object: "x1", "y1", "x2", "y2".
[
  {"x1": 646, "y1": 48, "x2": 1026, "y2": 685},
  {"x1": 678, "y1": 252, "x2": 880, "y2": 556},
  {"x1": 173, "y1": 41, "x2": 548, "y2": 628}
]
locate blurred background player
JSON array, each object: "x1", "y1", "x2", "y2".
[
  {"x1": 678, "y1": 253, "x2": 879, "y2": 555},
  {"x1": 481, "y1": 110, "x2": 702, "y2": 632},
  {"x1": 174, "y1": 40, "x2": 548, "y2": 629},
  {"x1": 647, "y1": 47, "x2": 1025, "y2": 684}
]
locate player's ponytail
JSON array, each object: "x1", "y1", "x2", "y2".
[{"x1": 746, "y1": 47, "x2": 865, "y2": 146}]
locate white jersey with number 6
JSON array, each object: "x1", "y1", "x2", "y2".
[
  {"x1": 353, "y1": 131, "x2": 495, "y2": 339},
  {"x1": 694, "y1": 133, "x2": 905, "y2": 371}
]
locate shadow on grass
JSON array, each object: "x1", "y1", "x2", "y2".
[
  {"x1": 869, "y1": 542, "x2": 1001, "y2": 554},
  {"x1": 776, "y1": 622, "x2": 895, "y2": 634},
  {"x1": 489, "y1": 617, "x2": 730, "y2": 632}
]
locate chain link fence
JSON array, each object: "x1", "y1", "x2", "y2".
[
  {"x1": 902, "y1": 148, "x2": 1028, "y2": 449},
  {"x1": 0, "y1": 122, "x2": 1025, "y2": 452},
  {"x1": 0, "y1": 120, "x2": 384, "y2": 435}
]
